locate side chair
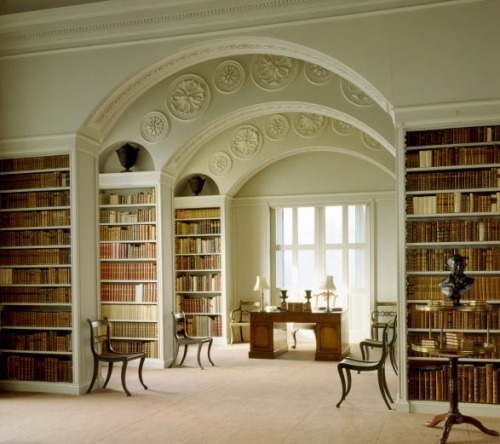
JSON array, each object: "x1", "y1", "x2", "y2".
[
  {"x1": 336, "y1": 322, "x2": 393, "y2": 410},
  {"x1": 86, "y1": 318, "x2": 148, "y2": 396},
  {"x1": 371, "y1": 301, "x2": 397, "y2": 340},
  {"x1": 360, "y1": 315, "x2": 398, "y2": 375},
  {"x1": 169, "y1": 311, "x2": 214, "y2": 370},
  {"x1": 229, "y1": 300, "x2": 261, "y2": 344}
]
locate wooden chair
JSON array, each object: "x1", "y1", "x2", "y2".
[
  {"x1": 360, "y1": 315, "x2": 398, "y2": 375},
  {"x1": 168, "y1": 312, "x2": 214, "y2": 369},
  {"x1": 336, "y1": 322, "x2": 393, "y2": 410},
  {"x1": 291, "y1": 323, "x2": 316, "y2": 349},
  {"x1": 229, "y1": 300, "x2": 261, "y2": 344},
  {"x1": 86, "y1": 318, "x2": 148, "y2": 396},
  {"x1": 371, "y1": 301, "x2": 397, "y2": 340}
]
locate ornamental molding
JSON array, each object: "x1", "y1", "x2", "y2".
[
  {"x1": 140, "y1": 111, "x2": 169, "y2": 142},
  {"x1": 80, "y1": 37, "x2": 391, "y2": 141},
  {"x1": 214, "y1": 60, "x2": 245, "y2": 93},
  {"x1": 166, "y1": 74, "x2": 211, "y2": 120},
  {"x1": 230, "y1": 125, "x2": 263, "y2": 159}
]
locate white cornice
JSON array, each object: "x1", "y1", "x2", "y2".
[{"x1": 0, "y1": 0, "x2": 476, "y2": 57}]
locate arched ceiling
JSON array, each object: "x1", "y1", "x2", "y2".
[{"x1": 93, "y1": 40, "x2": 396, "y2": 196}]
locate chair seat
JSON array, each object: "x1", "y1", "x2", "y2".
[
  {"x1": 339, "y1": 357, "x2": 380, "y2": 369},
  {"x1": 97, "y1": 350, "x2": 146, "y2": 362},
  {"x1": 178, "y1": 336, "x2": 212, "y2": 345}
]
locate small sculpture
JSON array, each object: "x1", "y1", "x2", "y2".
[
  {"x1": 188, "y1": 175, "x2": 206, "y2": 195},
  {"x1": 116, "y1": 143, "x2": 140, "y2": 172},
  {"x1": 439, "y1": 254, "x2": 474, "y2": 306}
]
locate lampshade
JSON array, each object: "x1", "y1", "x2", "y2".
[
  {"x1": 321, "y1": 275, "x2": 336, "y2": 291},
  {"x1": 253, "y1": 276, "x2": 270, "y2": 291}
]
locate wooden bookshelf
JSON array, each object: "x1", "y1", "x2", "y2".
[
  {"x1": 99, "y1": 186, "x2": 159, "y2": 360},
  {"x1": 0, "y1": 154, "x2": 74, "y2": 385},
  {"x1": 174, "y1": 203, "x2": 225, "y2": 339},
  {"x1": 404, "y1": 125, "x2": 500, "y2": 411}
]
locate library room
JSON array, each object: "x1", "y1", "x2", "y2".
[{"x1": 1, "y1": 1, "x2": 500, "y2": 443}]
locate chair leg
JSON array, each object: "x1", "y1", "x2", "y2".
[
  {"x1": 179, "y1": 344, "x2": 188, "y2": 366},
  {"x1": 207, "y1": 339, "x2": 214, "y2": 367},
  {"x1": 120, "y1": 361, "x2": 131, "y2": 397},
  {"x1": 196, "y1": 343, "x2": 205, "y2": 370},
  {"x1": 168, "y1": 342, "x2": 180, "y2": 368},
  {"x1": 102, "y1": 362, "x2": 114, "y2": 389},
  {"x1": 377, "y1": 368, "x2": 392, "y2": 409},
  {"x1": 390, "y1": 345, "x2": 398, "y2": 375},
  {"x1": 230, "y1": 326, "x2": 234, "y2": 345},
  {"x1": 138, "y1": 356, "x2": 148, "y2": 390},
  {"x1": 336, "y1": 365, "x2": 347, "y2": 408},
  {"x1": 86, "y1": 358, "x2": 99, "y2": 393},
  {"x1": 360, "y1": 343, "x2": 369, "y2": 361},
  {"x1": 291, "y1": 329, "x2": 298, "y2": 349},
  {"x1": 239, "y1": 326, "x2": 244, "y2": 343}
]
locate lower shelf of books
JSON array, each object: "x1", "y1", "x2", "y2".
[
  {"x1": 185, "y1": 314, "x2": 223, "y2": 337},
  {"x1": 0, "y1": 352, "x2": 73, "y2": 383}
]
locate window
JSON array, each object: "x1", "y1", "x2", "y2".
[{"x1": 273, "y1": 204, "x2": 369, "y2": 303}]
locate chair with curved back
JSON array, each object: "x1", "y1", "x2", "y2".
[
  {"x1": 336, "y1": 321, "x2": 394, "y2": 410},
  {"x1": 86, "y1": 318, "x2": 148, "y2": 396},
  {"x1": 360, "y1": 315, "x2": 398, "y2": 375},
  {"x1": 229, "y1": 300, "x2": 261, "y2": 344},
  {"x1": 371, "y1": 301, "x2": 397, "y2": 340},
  {"x1": 169, "y1": 311, "x2": 214, "y2": 370}
]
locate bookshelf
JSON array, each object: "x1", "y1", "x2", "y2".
[
  {"x1": 0, "y1": 154, "x2": 74, "y2": 387},
  {"x1": 404, "y1": 124, "x2": 500, "y2": 414},
  {"x1": 174, "y1": 197, "x2": 227, "y2": 341},
  {"x1": 99, "y1": 179, "x2": 160, "y2": 362}
]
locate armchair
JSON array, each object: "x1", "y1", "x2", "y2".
[{"x1": 229, "y1": 300, "x2": 261, "y2": 344}]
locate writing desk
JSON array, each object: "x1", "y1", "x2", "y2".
[{"x1": 249, "y1": 310, "x2": 349, "y2": 361}]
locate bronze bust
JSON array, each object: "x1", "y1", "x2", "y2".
[{"x1": 438, "y1": 254, "x2": 474, "y2": 306}]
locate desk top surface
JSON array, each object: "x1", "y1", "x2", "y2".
[{"x1": 250, "y1": 310, "x2": 346, "y2": 322}]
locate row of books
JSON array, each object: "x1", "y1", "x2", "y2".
[
  {"x1": 99, "y1": 208, "x2": 156, "y2": 223},
  {"x1": 408, "y1": 307, "x2": 498, "y2": 330},
  {"x1": 406, "y1": 145, "x2": 499, "y2": 168},
  {"x1": 99, "y1": 188, "x2": 156, "y2": 205},
  {"x1": 1, "y1": 310, "x2": 72, "y2": 328},
  {"x1": 0, "y1": 268, "x2": 71, "y2": 285},
  {"x1": 100, "y1": 242, "x2": 156, "y2": 259},
  {"x1": 406, "y1": 247, "x2": 500, "y2": 272},
  {"x1": 175, "y1": 219, "x2": 221, "y2": 235},
  {"x1": 408, "y1": 192, "x2": 499, "y2": 215},
  {"x1": 406, "y1": 168, "x2": 500, "y2": 192},
  {"x1": 0, "y1": 191, "x2": 70, "y2": 209},
  {"x1": 99, "y1": 224, "x2": 156, "y2": 241},
  {"x1": 101, "y1": 304, "x2": 158, "y2": 321},
  {"x1": 406, "y1": 219, "x2": 500, "y2": 243},
  {"x1": 0, "y1": 155, "x2": 69, "y2": 173},
  {"x1": 0, "y1": 286, "x2": 72, "y2": 304},
  {"x1": 100, "y1": 262, "x2": 157, "y2": 281},
  {"x1": 2, "y1": 355, "x2": 72, "y2": 382},
  {"x1": 100, "y1": 283, "x2": 157, "y2": 303},
  {"x1": 407, "y1": 276, "x2": 500, "y2": 301},
  {"x1": 1, "y1": 331, "x2": 72, "y2": 352},
  {"x1": 110, "y1": 339, "x2": 158, "y2": 359},
  {"x1": 185, "y1": 314, "x2": 222, "y2": 337},
  {"x1": 0, "y1": 209, "x2": 71, "y2": 228},
  {"x1": 0, "y1": 229, "x2": 71, "y2": 247},
  {"x1": 176, "y1": 295, "x2": 222, "y2": 313},
  {"x1": 175, "y1": 254, "x2": 221, "y2": 270},
  {"x1": 109, "y1": 321, "x2": 157, "y2": 339},
  {"x1": 0, "y1": 248, "x2": 71, "y2": 266},
  {"x1": 175, "y1": 237, "x2": 221, "y2": 254},
  {"x1": 0, "y1": 171, "x2": 70, "y2": 191},
  {"x1": 408, "y1": 363, "x2": 499, "y2": 404},
  {"x1": 406, "y1": 126, "x2": 499, "y2": 146},
  {"x1": 176, "y1": 274, "x2": 222, "y2": 292},
  {"x1": 175, "y1": 208, "x2": 220, "y2": 220}
]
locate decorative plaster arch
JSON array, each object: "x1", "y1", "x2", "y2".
[
  {"x1": 80, "y1": 36, "x2": 394, "y2": 145},
  {"x1": 165, "y1": 101, "x2": 394, "y2": 177}
]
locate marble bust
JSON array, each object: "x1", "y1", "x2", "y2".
[{"x1": 439, "y1": 254, "x2": 474, "y2": 306}]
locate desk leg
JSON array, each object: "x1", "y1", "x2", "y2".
[{"x1": 426, "y1": 357, "x2": 499, "y2": 444}]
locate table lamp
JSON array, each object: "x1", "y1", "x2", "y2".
[
  {"x1": 321, "y1": 275, "x2": 337, "y2": 312},
  {"x1": 254, "y1": 276, "x2": 270, "y2": 312}
]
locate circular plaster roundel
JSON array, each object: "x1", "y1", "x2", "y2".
[
  {"x1": 166, "y1": 74, "x2": 211, "y2": 120},
  {"x1": 140, "y1": 111, "x2": 169, "y2": 142},
  {"x1": 208, "y1": 151, "x2": 232, "y2": 176},
  {"x1": 332, "y1": 119, "x2": 354, "y2": 136},
  {"x1": 230, "y1": 125, "x2": 263, "y2": 159},
  {"x1": 293, "y1": 113, "x2": 327, "y2": 137},
  {"x1": 250, "y1": 54, "x2": 298, "y2": 90},
  {"x1": 304, "y1": 62, "x2": 335, "y2": 85},
  {"x1": 214, "y1": 60, "x2": 245, "y2": 93},
  {"x1": 265, "y1": 114, "x2": 290, "y2": 140}
]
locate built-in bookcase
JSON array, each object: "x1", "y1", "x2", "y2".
[
  {"x1": 99, "y1": 179, "x2": 160, "y2": 362},
  {"x1": 0, "y1": 154, "x2": 74, "y2": 386},
  {"x1": 174, "y1": 198, "x2": 227, "y2": 340},
  {"x1": 404, "y1": 124, "x2": 500, "y2": 412}
]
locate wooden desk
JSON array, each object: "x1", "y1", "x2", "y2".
[{"x1": 249, "y1": 310, "x2": 349, "y2": 361}]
